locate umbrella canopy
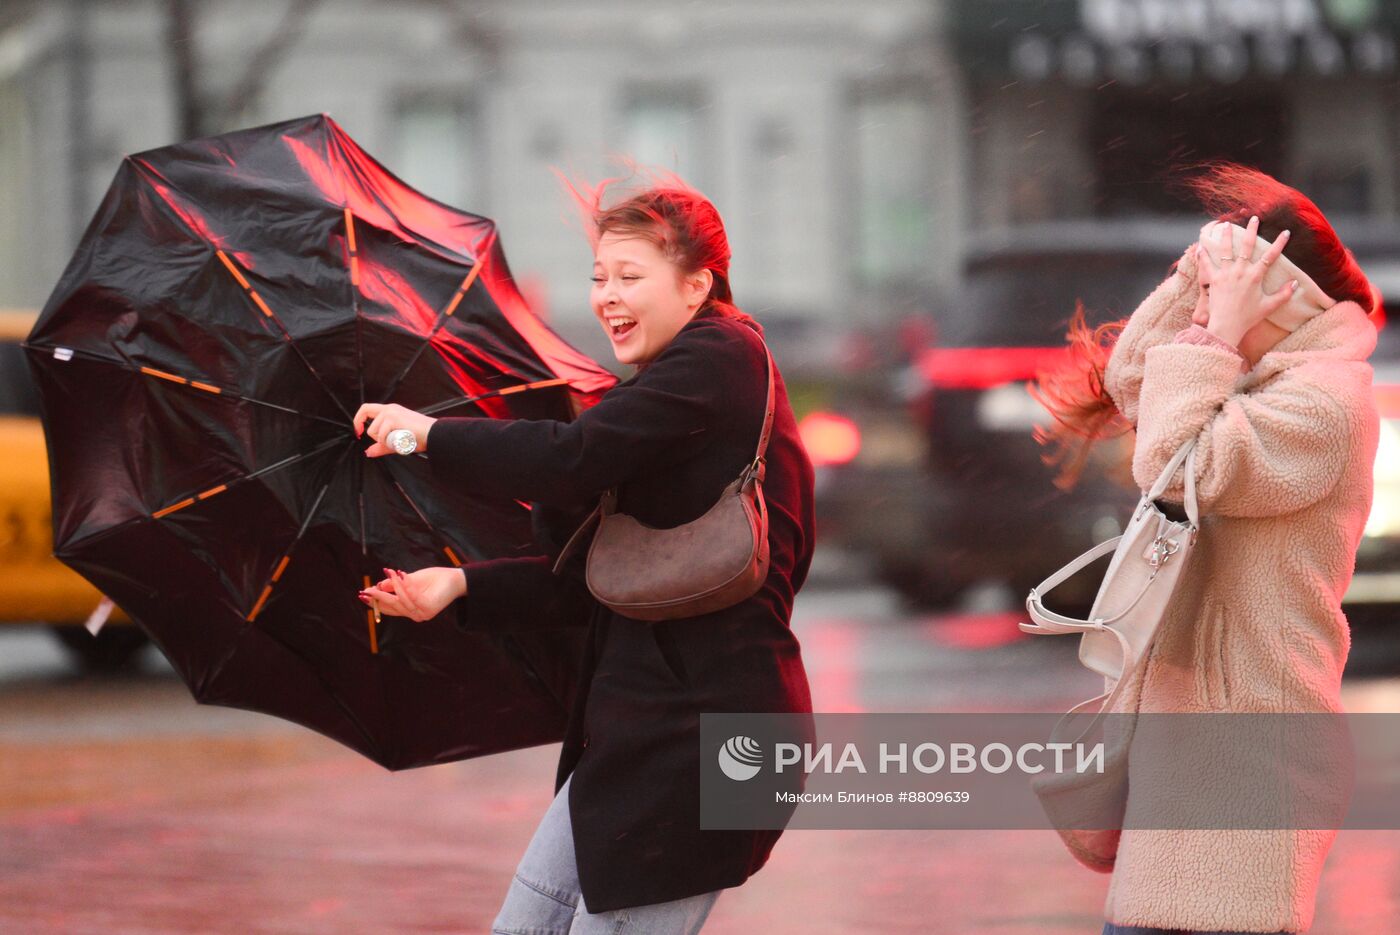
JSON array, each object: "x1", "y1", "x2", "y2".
[{"x1": 26, "y1": 113, "x2": 616, "y2": 770}]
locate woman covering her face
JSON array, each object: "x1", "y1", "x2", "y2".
[
  {"x1": 1036, "y1": 164, "x2": 1380, "y2": 935},
  {"x1": 351, "y1": 172, "x2": 816, "y2": 934}
]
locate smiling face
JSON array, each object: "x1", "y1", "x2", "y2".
[{"x1": 591, "y1": 230, "x2": 712, "y2": 366}]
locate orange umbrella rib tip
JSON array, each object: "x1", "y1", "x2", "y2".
[
  {"x1": 215, "y1": 250, "x2": 252, "y2": 290},
  {"x1": 152, "y1": 498, "x2": 196, "y2": 519},
  {"x1": 246, "y1": 584, "x2": 274, "y2": 622},
  {"x1": 343, "y1": 208, "x2": 358, "y2": 252}
]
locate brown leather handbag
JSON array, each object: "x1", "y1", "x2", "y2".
[{"x1": 551, "y1": 343, "x2": 776, "y2": 621}]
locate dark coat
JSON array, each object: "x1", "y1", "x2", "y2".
[{"x1": 426, "y1": 307, "x2": 816, "y2": 912}]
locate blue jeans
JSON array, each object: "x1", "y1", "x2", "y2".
[
  {"x1": 491, "y1": 773, "x2": 722, "y2": 934},
  {"x1": 1102, "y1": 925, "x2": 1290, "y2": 934}
]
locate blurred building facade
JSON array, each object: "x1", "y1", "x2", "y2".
[
  {"x1": 955, "y1": 0, "x2": 1400, "y2": 226},
  {"x1": 0, "y1": 0, "x2": 1397, "y2": 361},
  {"x1": 0, "y1": 0, "x2": 963, "y2": 362}
]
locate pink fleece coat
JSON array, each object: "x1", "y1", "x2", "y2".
[{"x1": 1100, "y1": 245, "x2": 1379, "y2": 933}]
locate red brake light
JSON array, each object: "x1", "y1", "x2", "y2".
[
  {"x1": 799, "y1": 412, "x2": 861, "y2": 467},
  {"x1": 916, "y1": 346, "x2": 1070, "y2": 390}
]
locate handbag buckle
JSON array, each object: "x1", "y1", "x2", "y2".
[
  {"x1": 1145, "y1": 535, "x2": 1180, "y2": 568},
  {"x1": 742, "y1": 455, "x2": 767, "y2": 487}
]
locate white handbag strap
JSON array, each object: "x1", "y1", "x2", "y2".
[
  {"x1": 1021, "y1": 532, "x2": 1160, "y2": 631},
  {"x1": 1020, "y1": 437, "x2": 1201, "y2": 745},
  {"x1": 1025, "y1": 536, "x2": 1121, "y2": 604},
  {"x1": 1147, "y1": 438, "x2": 1199, "y2": 527},
  {"x1": 1028, "y1": 620, "x2": 1139, "y2": 746}
]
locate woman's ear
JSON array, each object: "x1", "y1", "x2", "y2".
[{"x1": 684, "y1": 268, "x2": 713, "y2": 308}]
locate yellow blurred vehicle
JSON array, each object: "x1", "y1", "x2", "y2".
[{"x1": 0, "y1": 308, "x2": 149, "y2": 671}]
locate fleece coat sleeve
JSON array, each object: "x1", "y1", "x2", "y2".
[{"x1": 1131, "y1": 341, "x2": 1352, "y2": 518}]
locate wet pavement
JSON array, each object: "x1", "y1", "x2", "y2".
[{"x1": 2, "y1": 583, "x2": 1399, "y2": 933}]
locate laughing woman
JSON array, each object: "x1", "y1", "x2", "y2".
[
  {"x1": 1036, "y1": 164, "x2": 1380, "y2": 934},
  {"x1": 351, "y1": 177, "x2": 815, "y2": 934}
]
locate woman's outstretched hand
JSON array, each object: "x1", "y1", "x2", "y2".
[
  {"x1": 1194, "y1": 215, "x2": 1298, "y2": 346},
  {"x1": 359, "y1": 567, "x2": 467, "y2": 621},
  {"x1": 352, "y1": 403, "x2": 438, "y2": 458}
]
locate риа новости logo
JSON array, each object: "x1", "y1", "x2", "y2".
[{"x1": 718, "y1": 735, "x2": 764, "y2": 781}]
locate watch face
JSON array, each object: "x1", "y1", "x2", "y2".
[{"x1": 389, "y1": 429, "x2": 417, "y2": 455}]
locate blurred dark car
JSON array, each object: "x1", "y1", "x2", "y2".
[
  {"x1": 823, "y1": 219, "x2": 1400, "y2": 614},
  {"x1": 853, "y1": 222, "x2": 1193, "y2": 609}
]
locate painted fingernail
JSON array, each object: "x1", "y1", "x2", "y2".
[
  {"x1": 1281, "y1": 229, "x2": 1291, "y2": 238},
  {"x1": 1250, "y1": 215, "x2": 1258, "y2": 225}
]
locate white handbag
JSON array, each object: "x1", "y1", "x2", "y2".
[
  {"x1": 1018, "y1": 438, "x2": 1200, "y2": 870},
  {"x1": 1020, "y1": 437, "x2": 1199, "y2": 723}
]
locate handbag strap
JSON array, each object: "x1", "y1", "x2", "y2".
[
  {"x1": 745, "y1": 340, "x2": 777, "y2": 489},
  {"x1": 552, "y1": 334, "x2": 775, "y2": 574},
  {"x1": 1147, "y1": 438, "x2": 1199, "y2": 527}
]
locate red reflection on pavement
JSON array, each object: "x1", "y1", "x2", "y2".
[
  {"x1": 804, "y1": 620, "x2": 865, "y2": 714},
  {"x1": 919, "y1": 611, "x2": 1028, "y2": 650},
  {"x1": 307, "y1": 898, "x2": 346, "y2": 916}
]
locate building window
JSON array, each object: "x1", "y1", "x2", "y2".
[
  {"x1": 1090, "y1": 90, "x2": 1288, "y2": 216},
  {"x1": 851, "y1": 86, "x2": 935, "y2": 289},
  {"x1": 619, "y1": 84, "x2": 708, "y2": 187},
  {"x1": 393, "y1": 97, "x2": 483, "y2": 210}
]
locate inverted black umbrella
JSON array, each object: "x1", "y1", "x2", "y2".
[{"x1": 25, "y1": 113, "x2": 617, "y2": 770}]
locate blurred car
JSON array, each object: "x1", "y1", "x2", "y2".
[
  {"x1": 818, "y1": 219, "x2": 1400, "y2": 614},
  {"x1": 0, "y1": 308, "x2": 148, "y2": 670},
  {"x1": 1347, "y1": 261, "x2": 1400, "y2": 612}
]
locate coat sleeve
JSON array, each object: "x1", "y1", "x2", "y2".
[
  {"x1": 425, "y1": 319, "x2": 756, "y2": 508},
  {"x1": 454, "y1": 556, "x2": 595, "y2": 636},
  {"x1": 1131, "y1": 341, "x2": 1354, "y2": 518},
  {"x1": 1104, "y1": 245, "x2": 1199, "y2": 426}
]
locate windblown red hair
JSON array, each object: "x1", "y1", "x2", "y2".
[
  {"x1": 1031, "y1": 163, "x2": 1377, "y2": 490},
  {"x1": 551, "y1": 160, "x2": 761, "y2": 335}
]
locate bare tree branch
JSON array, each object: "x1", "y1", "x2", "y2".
[
  {"x1": 214, "y1": 0, "x2": 325, "y2": 130},
  {"x1": 165, "y1": 0, "x2": 202, "y2": 139}
]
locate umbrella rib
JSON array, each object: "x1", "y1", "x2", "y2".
[
  {"x1": 376, "y1": 229, "x2": 499, "y2": 404},
  {"x1": 345, "y1": 208, "x2": 366, "y2": 411},
  {"x1": 151, "y1": 437, "x2": 346, "y2": 522},
  {"x1": 352, "y1": 428, "x2": 385, "y2": 654},
  {"x1": 214, "y1": 248, "x2": 354, "y2": 423},
  {"x1": 25, "y1": 342, "x2": 347, "y2": 429},
  {"x1": 357, "y1": 465, "x2": 379, "y2": 654},
  {"x1": 378, "y1": 465, "x2": 479, "y2": 568},
  {"x1": 417, "y1": 377, "x2": 571, "y2": 416},
  {"x1": 54, "y1": 437, "x2": 346, "y2": 555},
  {"x1": 345, "y1": 209, "x2": 381, "y2": 651},
  {"x1": 244, "y1": 444, "x2": 353, "y2": 623}
]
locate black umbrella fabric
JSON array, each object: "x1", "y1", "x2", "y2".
[{"x1": 25, "y1": 113, "x2": 616, "y2": 770}]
